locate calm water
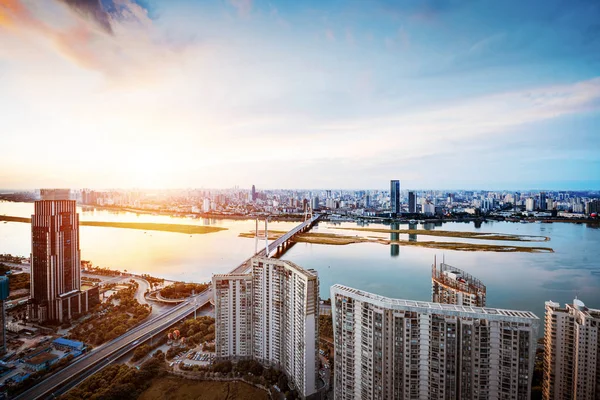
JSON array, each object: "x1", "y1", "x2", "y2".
[{"x1": 2, "y1": 201, "x2": 599, "y2": 328}]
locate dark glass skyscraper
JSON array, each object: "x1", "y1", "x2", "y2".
[
  {"x1": 408, "y1": 191, "x2": 416, "y2": 213},
  {"x1": 539, "y1": 191, "x2": 547, "y2": 211},
  {"x1": 390, "y1": 180, "x2": 400, "y2": 214}
]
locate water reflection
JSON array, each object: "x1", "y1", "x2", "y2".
[
  {"x1": 408, "y1": 223, "x2": 417, "y2": 242},
  {"x1": 390, "y1": 222, "x2": 399, "y2": 257}
]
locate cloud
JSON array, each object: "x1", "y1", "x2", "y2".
[
  {"x1": 228, "y1": 0, "x2": 252, "y2": 17},
  {"x1": 59, "y1": 0, "x2": 112, "y2": 33},
  {"x1": 0, "y1": 0, "x2": 179, "y2": 83}
]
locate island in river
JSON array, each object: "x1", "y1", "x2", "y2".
[{"x1": 0, "y1": 215, "x2": 226, "y2": 235}]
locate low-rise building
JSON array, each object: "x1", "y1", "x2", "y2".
[{"x1": 23, "y1": 353, "x2": 58, "y2": 372}]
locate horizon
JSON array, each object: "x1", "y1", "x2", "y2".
[
  {"x1": 1, "y1": 0, "x2": 599, "y2": 190},
  {"x1": 2, "y1": 185, "x2": 600, "y2": 194}
]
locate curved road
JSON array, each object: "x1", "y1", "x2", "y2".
[{"x1": 15, "y1": 290, "x2": 212, "y2": 400}]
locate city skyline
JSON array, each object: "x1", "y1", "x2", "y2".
[{"x1": 1, "y1": 0, "x2": 600, "y2": 190}]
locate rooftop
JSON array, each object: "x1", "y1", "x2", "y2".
[
  {"x1": 53, "y1": 338, "x2": 85, "y2": 350},
  {"x1": 25, "y1": 352, "x2": 58, "y2": 366},
  {"x1": 332, "y1": 284, "x2": 539, "y2": 322}
]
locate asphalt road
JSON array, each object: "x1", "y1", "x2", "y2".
[{"x1": 15, "y1": 290, "x2": 213, "y2": 400}]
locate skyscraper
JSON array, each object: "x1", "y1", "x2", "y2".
[
  {"x1": 539, "y1": 191, "x2": 547, "y2": 210},
  {"x1": 543, "y1": 299, "x2": 600, "y2": 400},
  {"x1": 390, "y1": 180, "x2": 400, "y2": 215},
  {"x1": 29, "y1": 189, "x2": 98, "y2": 323},
  {"x1": 213, "y1": 256, "x2": 320, "y2": 399},
  {"x1": 332, "y1": 284, "x2": 539, "y2": 400},
  {"x1": 408, "y1": 191, "x2": 416, "y2": 213},
  {"x1": 251, "y1": 184, "x2": 256, "y2": 202},
  {"x1": 213, "y1": 273, "x2": 253, "y2": 360},
  {"x1": 526, "y1": 198, "x2": 535, "y2": 212},
  {"x1": 432, "y1": 260, "x2": 486, "y2": 307}
]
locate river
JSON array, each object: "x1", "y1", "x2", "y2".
[{"x1": 1, "y1": 200, "x2": 599, "y2": 327}]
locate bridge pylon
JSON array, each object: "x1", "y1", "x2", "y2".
[{"x1": 255, "y1": 217, "x2": 270, "y2": 256}]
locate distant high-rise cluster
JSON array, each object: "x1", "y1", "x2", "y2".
[
  {"x1": 332, "y1": 284, "x2": 539, "y2": 400},
  {"x1": 543, "y1": 299, "x2": 600, "y2": 400},
  {"x1": 213, "y1": 256, "x2": 320, "y2": 399},
  {"x1": 432, "y1": 260, "x2": 486, "y2": 307},
  {"x1": 29, "y1": 189, "x2": 99, "y2": 323}
]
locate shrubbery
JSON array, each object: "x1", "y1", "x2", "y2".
[
  {"x1": 68, "y1": 282, "x2": 151, "y2": 346},
  {"x1": 159, "y1": 282, "x2": 209, "y2": 299},
  {"x1": 60, "y1": 357, "x2": 164, "y2": 400}
]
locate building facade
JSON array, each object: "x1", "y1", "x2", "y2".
[
  {"x1": 213, "y1": 257, "x2": 319, "y2": 399},
  {"x1": 432, "y1": 260, "x2": 486, "y2": 307},
  {"x1": 213, "y1": 273, "x2": 253, "y2": 360},
  {"x1": 332, "y1": 284, "x2": 539, "y2": 400},
  {"x1": 390, "y1": 180, "x2": 400, "y2": 215},
  {"x1": 29, "y1": 189, "x2": 98, "y2": 323},
  {"x1": 408, "y1": 191, "x2": 416, "y2": 213},
  {"x1": 543, "y1": 299, "x2": 600, "y2": 400}
]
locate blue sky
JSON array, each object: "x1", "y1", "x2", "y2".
[{"x1": 0, "y1": 0, "x2": 599, "y2": 190}]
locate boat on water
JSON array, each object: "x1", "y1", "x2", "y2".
[{"x1": 409, "y1": 219, "x2": 417, "y2": 224}]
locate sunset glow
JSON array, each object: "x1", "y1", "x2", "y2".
[{"x1": 1, "y1": 0, "x2": 599, "y2": 189}]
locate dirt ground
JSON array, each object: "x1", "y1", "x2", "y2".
[{"x1": 138, "y1": 376, "x2": 269, "y2": 400}]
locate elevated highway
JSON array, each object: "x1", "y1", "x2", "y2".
[{"x1": 18, "y1": 214, "x2": 321, "y2": 400}]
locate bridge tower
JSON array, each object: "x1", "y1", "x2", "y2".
[
  {"x1": 304, "y1": 204, "x2": 313, "y2": 222},
  {"x1": 255, "y1": 217, "x2": 270, "y2": 256}
]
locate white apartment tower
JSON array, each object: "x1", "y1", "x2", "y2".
[
  {"x1": 332, "y1": 284, "x2": 539, "y2": 400},
  {"x1": 432, "y1": 260, "x2": 487, "y2": 307},
  {"x1": 543, "y1": 299, "x2": 600, "y2": 400},
  {"x1": 213, "y1": 273, "x2": 253, "y2": 360},
  {"x1": 213, "y1": 256, "x2": 319, "y2": 399}
]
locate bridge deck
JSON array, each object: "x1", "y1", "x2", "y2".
[{"x1": 19, "y1": 214, "x2": 321, "y2": 400}]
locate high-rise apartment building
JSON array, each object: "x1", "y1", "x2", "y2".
[
  {"x1": 213, "y1": 257, "x2": 320, "y2": 399},
  {"x1": 408, "y1": 191, "x2": 416, "y2": 213},
  {"x1": 390, "y1": 180, "x2": 400, "y2": 214},
  {"x1": 311, "y1": 196, "x2": 319, "y2": 211},
  {"x1": 526, "y1": 198, "x2": 535, "y2": 212},
  {"x1": 543, "y1": 299, "x2": 600, "y2": 400},
  {"x1": 251, "y1": 185, "x2": 257, "y2": 202},
  {"x1": 432, "y1": 260, "x2": 486, "y2": 307},
  {"x1": 585, "y1": 199, "x2": 600, "y2": 215},
  {"x1": 213, "y1": 273, "x2": 253, "y2": 360},
  {"x1": 332, "y1": 284, "x2": 539, "y2": 400},
  {"x1": 29, "y1": 189, "x2": 98, "y2": 323}
]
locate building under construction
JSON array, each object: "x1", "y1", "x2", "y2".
[{"x1": 432, "y1": 258, "x2": 486, "y2": 307}]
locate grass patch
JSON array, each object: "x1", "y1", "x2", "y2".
[
  {"x1": 138, "y1": 376, "x2": 269, "y2": 400},
  {"x1": 0, "y1": 215, "x2": 226, "y2": 235},
  {"x1": 332, "y1": 227, "x2": 550, "y2": 242},
  {"x1": 239, "y1": 231, "x2": 554, "y2": 253}
]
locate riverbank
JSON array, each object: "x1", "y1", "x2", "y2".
[
  {"x1": 0, "y1": 215, "x2": 226, "y2": 235},
  {"x1": 332, "y1": 227, "x2": 550, "y2": 242},
  {"x1": 239, "y1": 231, "x2": 554, "y2": 253}
]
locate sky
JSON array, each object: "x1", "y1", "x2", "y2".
[{"x1": 0, "y1": 0, "x2": 599, "y2": 191}]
